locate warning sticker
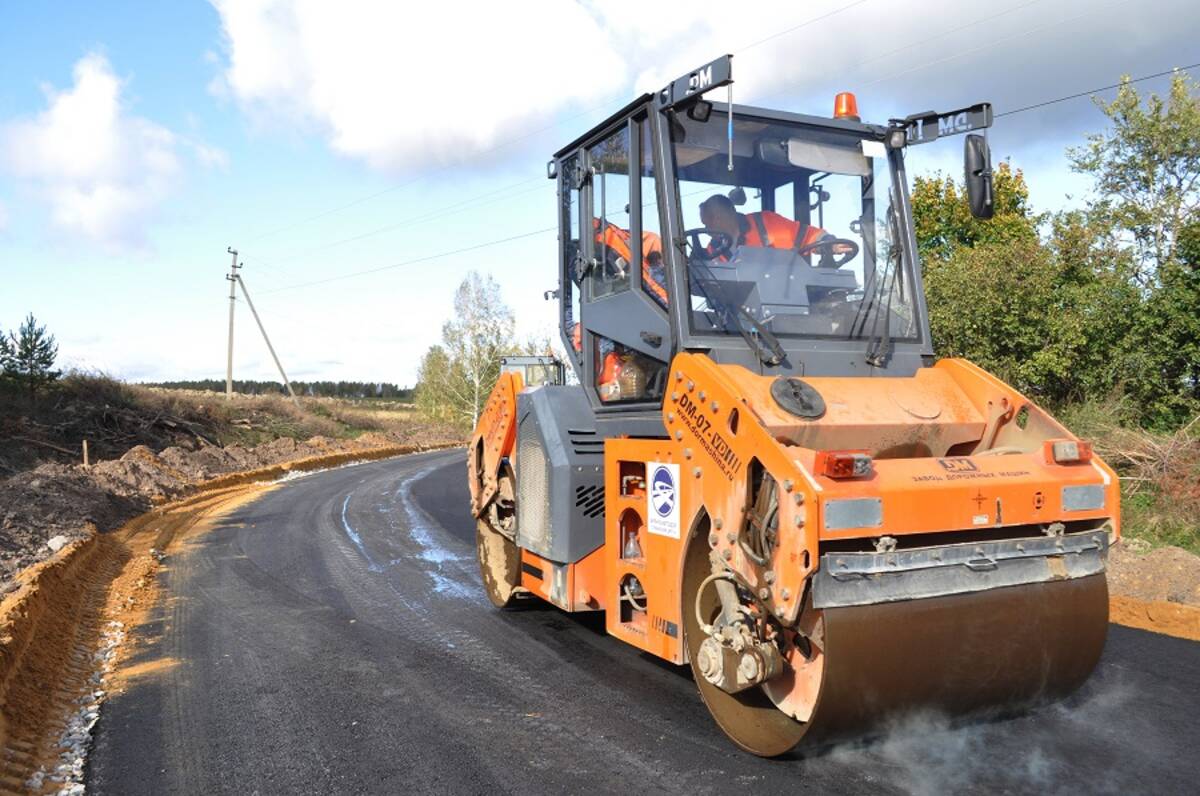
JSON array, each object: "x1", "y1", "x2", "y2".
[{"x1": 647, "y1": 462, "x2": 681, "y2": 538}]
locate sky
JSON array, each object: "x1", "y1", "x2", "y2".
[{"x1": 1, "y1": 0, "x2": 1197, "y2": 387}]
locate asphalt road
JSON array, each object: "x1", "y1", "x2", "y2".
[{"x1": 87, "y1": 450, "x2": 1200, "y2": 795}]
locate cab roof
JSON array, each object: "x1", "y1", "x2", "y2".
[{"x1": 551, "y1": 96, "x2": 889, "y2": 161}]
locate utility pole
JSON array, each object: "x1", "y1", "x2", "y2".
[
  {"x1": 225, "y1": 247, "x2": 240, "y2": 400},
  {"x1": 237, "y1": 273, "x2": 299, "y2": 406}
]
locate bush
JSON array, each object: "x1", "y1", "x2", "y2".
[{"x1": 1059, "y1": 398, "x2": 1200, "y2": 552}]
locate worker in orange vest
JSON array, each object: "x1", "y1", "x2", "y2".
[
  {"x1": 596, "y1": 343, "x2": 648, "y2": 402},
  {"x1": 597, "y1": 346, "x2": 623, "y2": 402},
  {"x1": 699, "y1": 194, "x2": 848, "y2": 258},
  {"x1": 593, "y1": 219, "x2": 669, "y2": 307},
  {"x1": 575, "y1": 323, "x2": 648, "y2": 402}
]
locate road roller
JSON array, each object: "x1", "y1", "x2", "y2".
[{"x1": 467, "y1": 55, "x2": 1116, "y2": 755}]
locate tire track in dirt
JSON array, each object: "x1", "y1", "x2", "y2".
[
  {"x1": 0, "y1": 444, "x2": 461, "y2": 794},
  {"x1": 0, "y1": 484, "x2": 271, "y2": 794}
]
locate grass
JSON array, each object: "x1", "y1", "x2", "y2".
[
  {"x1": 0, "y1": 372, "x2": 449, "y2": 475},
  {"x1": 1058, "y1": 397, "x2": 1200, "y2": 554},
  {"x1": 129, "y1": 385, "x2": 422, "y2": 446}
]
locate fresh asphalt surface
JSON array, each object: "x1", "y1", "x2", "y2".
[{"x1": 86, "y1": 449, "x2": 1200, "y2": 795}]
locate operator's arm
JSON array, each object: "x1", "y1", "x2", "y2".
[{"x1": 803, "y1": 224, "x2": 852, "y2": 255}]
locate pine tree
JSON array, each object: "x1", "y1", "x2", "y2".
[
  {"x1": 0, "y1": 322, "x2": 13, "y2": 377},
  {"x1": 5, "y1": 313, "x2": 60, "y2": 401}
]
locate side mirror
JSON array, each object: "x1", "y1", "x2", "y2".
[
  {"x1": 964, "y1": 134, "x2": 994, "y2": 219},
  {"x1": 687, "y1": 100, "x2": 713, "y2": 122}
]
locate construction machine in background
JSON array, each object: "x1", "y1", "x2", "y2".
[{"x1": 467, "y1": 55, "x2": 1117, "y2": 756}]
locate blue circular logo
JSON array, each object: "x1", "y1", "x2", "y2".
[{"x1": 651, "y1": 466, "x2": 675, "y2": 518}]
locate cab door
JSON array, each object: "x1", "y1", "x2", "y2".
[{"x1": 578, "y1": 113, "x2": 672, "y2": 410}]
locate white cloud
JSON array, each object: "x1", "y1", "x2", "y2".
[
  {"x1": 211, "y1": 0, "x2": 626, "y2": 171},
  {"x1": 211, "y1": 0, "x2": 1199, "y2": 175},
  {"x1": 2, "y1": 53, "x2": 218, "y2": 250},
  {"x1": 191, "y1": 140, "x2": 230, "y2": 170}
]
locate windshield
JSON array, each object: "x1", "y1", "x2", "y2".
[{"x1": 672, "y1": 111, "x2": 918, "y2": 346}]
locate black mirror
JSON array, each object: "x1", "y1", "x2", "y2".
[
  {"x1": 687, "y1": 100, "x2": 713, "y2": 122},
  {"x1": 728, "y1": 186, "x2": 747, "y2": 206},
  {"x1": 964, "y1": 134, "x2": 994, "y2": 219}
]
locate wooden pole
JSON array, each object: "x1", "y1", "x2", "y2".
[{"x1": 82, "y1": 439, "x2": 89, "y2": 467}]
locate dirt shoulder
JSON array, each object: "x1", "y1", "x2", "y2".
[
  {"x1": 1108, "y1": 539, "x2": 1200, "y2": 605},
  {"x1": 0, "y1": 428, "x2": 461, "y2": 591},
  {"x1": 0, "y1": 444, "x2": 462, "y2": 792},
  {"x1": 1106, "y1": 539, "x2": 1200, "y2": 640}
]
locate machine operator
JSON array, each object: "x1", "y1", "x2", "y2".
[{"x1": 698, "y1": 194, "x2": 851, "y2": 257}]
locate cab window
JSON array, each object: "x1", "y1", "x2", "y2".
[
  {"x1": 561, "y1": 155, "x2": 583, "y2": 362},
  {"x1": 588, "y1": 126, "x2": 633, "y2": 300},
  {"x1": 638, "y1": 118, "x2": 668, "y2": 309},
  {"x1": 593, "y1": 332, "x2": 667, "y2": 405}
]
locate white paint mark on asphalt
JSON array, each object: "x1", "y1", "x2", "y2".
[
  {"x1": 340, "y1": 493, "x2": 383, "y2": 572},
  {"x1": 395, "y1": 467, "x2": 477, "y2": 600},
  {"x1": 275, "y1": 457, "x2": 382, "y2": 484}
]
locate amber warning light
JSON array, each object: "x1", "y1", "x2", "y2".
[
  {"x1": 1045, "y1": 439, "x2": 1093, "y2": 465},
  {"x1": 834, "y1": 92, "x2": 860, "y2": 121},
  {"x1": 817, "y1": 450, "x2": 873, "y2": 479}
]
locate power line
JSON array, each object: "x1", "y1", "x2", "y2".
[
  {"x1": 241, "y1": 104, "x2": 622, "y2": 246},
  {"x1": 859, "y1": 0, "x2": 1117, "y2": 89},
  {"x1": 256, "y1": 55, "x2": 1200, "y2": 298},
  {"x1": 239, "y1": 0, "x2": 871, "y2": 249},
  {"x1": 753, "y1": 0, "x2": 1044, "y2": 112},
  {"x1": 251, "y1": 176, "x2": 545, "y2": 269},
  {"x1": 736, "y1": 0, "x2": 870, "y2": 52},
  {"x1": 258, "y1": 226, "x2": 556, "y2": 295},
  {"x1": 241, "y1": 2, "x2": 1200, "y2": 300},
  {"x1": 998, "y1": 62, "x2": 1200, "y2": 117},
  {"x1": 236, "y1": 2, "x2": 875, "y2": 284},
  {"x1": 857, "y1": 0, "x2": 1043, "y2": 70}
]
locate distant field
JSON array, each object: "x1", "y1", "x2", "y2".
[{"x1": 0, "y1": 374, "x2": 446, "y2": 475}]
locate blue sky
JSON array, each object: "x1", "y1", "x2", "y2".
[{"x1": 1, "y1": 0, "x2": 1197, "y2": 386}]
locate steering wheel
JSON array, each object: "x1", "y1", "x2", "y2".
[
  {"x1": 684, "y1": 227, "x2": 735, "y2": 262},
  {"x1": 796, "y1": 237, "x2": 859, "y2": 268}
]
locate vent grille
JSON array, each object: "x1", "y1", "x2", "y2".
[
  {"x1": 517, "y1": 425, "x2": 551, "y2": 552},
  {"x1": 575, "y1": 484, "x2": 606, "y2": 518},
  {"x1": 567, "y1": 429, "x2": 605, "y2": 456}
]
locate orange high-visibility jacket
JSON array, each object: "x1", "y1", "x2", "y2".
[
  {"x1": 740, "y1": 211, "x2": 827, "y2": 250},
  {"x1": 594, "y1": 219, "x2": 668, "y2": 305},
  {"x1": 597, "y1": 351, "x2": 623, "y2": 402}
]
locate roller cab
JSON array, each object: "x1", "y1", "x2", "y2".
[{"x1": 468, "y1": 56, "x2": 1115, "y2": 755}]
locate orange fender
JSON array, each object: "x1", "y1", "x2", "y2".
[{"x1": 468, "y1": 371, "x2": 523, "y2": 518}]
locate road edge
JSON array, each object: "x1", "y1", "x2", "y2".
[
  {"x1": 1110, "y1": 596, "x2": 1200, "y2": 642},
  {"x1": 0, "y1": 443, "x2": 462, "y2": 791}
]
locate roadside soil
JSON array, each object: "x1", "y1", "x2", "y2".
[
  {"x1": 1107, "y1": 538, "x2": 1200, "y2": 640},
  {"x1": 1108, "y1": 539, "x2": 1200, "y2": 605},
  {"x1": 0, "y1": 479, "x2": 277, "y2": 792},
  {"x1": 0, "y1": 429, "x2": 459, "y2": 590},
  {"x1": 0, "y1": 442, "x2": 463, "y2": 792}
]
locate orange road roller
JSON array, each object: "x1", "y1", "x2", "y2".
[{"x1": 468, "y1": 56, "x2": 1116, "y2": 755}]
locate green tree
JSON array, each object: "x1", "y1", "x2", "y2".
[
  {"x1": 1045, "y1": 209, "x2": 1145, "y2": 400},
  {"x1": 414, "y1": 345, "x2": 459, "y2": 422},
  {"x1": 1068, "y1": 72, "x2": 1200, "y2": 281},
  {"x1": 4, "y1": 313, "x2": 61, "y2": 400},
  {"x1": 415, "y1": 272, "x2": 515, "y2": 427},
  {"x1": 1065, "y1": 71, "x2": 1200, "y2": 425},
  {"x1": 0, "y1": 322, "x2": 12, "y2": 377},
  {"x1": 917, "y1": 165, "x2": 1143, "y2": 406},
  {"x1": 1127, "y1": 219, "x2": 1200, "y2": 425},
  {"x1": 911, "y1": 161, "x2": 1041, "y2": 264}
]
